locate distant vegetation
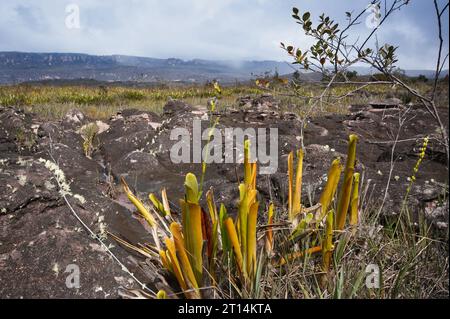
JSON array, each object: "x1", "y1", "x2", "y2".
[
  {"x1": 0, "y1": 83, "x2": 262, "y2": 119},
  {"x1": 0, "y1": 77, "x2": 445, "y2": 121}
]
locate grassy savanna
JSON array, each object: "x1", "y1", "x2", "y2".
[
  {"x1": 0, "y1": 83, "x2": 262, "y2": 119},
  {"x1": 0, "y1": 78, "x2": 446, "y2": 120}
]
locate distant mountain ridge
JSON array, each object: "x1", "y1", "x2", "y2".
[
  {"x1": 0, "y1": 51, "x2": 447, "y2": 85},
  {"x1": 0, "y1": 51, "x2": 296, "y2": 84}
]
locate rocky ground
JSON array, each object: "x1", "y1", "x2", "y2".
[{"x1": 0, "y1": 95, "x2": 448, "y2": 298}]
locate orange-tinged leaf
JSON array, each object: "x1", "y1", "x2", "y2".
[
  {"x1": 165, "y1": 238, "x2": 187, "y2": 291},
  {"x1": 250, "y1": 162, "x2": 257, "y2": 190},
  {"x1": 246, "y1": 201, "x2": 259, "y2": 277},
  {"x1": 225, "y1": 217, "x2": 243, "y2": 273},
  {"x1": 170, "y1": 222, "x2": 198, "y2": 289},
  {"x1": 276, "y1": 246, "x2": 322, "y2": 266},
  {"x1": 159, "y1": 250, "x2": 172, "y2": 272},
  {"x1": 238, "y1": 184, "x2": 248, "y2": 262}
]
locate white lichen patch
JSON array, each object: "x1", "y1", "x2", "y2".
[
  {"x1": 98, "y1": 217, "x2": 107, "y2": 241},
  {"x1": 73, "y1": 194, "x2": 86, "y2": 204},
  {"x1": 31, "y1": 124, "x2": 40, "y2": 135},
  {"x1": 1, "y1": 208, "x2": 6, "y2": 214},
  {"x1": 16, "y1": 157, "x2": 33, "y2": 166},
  {"x1": 95, "y1": 120, "x2": 110, "y2": 134},
  {"x1": 94, "y1": 286, "x2": 103, "y2": 293},
  {"x1": 149, "y1": 122, "x2": 162, "y2": 130},
  {"x1": 38, "y1": 158, "x2": 72, "y2": 197},
  {"x1": 52, "y1": 263, "x2": 60, "y2": 277},
  {"x1": 44, "y1": 180, "x2": 56, "y2": 190},
  {"x1": 17, "y1": 174, "x2": 27, "y2": 186}
]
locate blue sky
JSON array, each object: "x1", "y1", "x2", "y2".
[{"x1": 0, "y1": 0, "x2": 448, "y2": 70}]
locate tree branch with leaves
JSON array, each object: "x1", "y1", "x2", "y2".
[{"x1": 281, "y1": 0, "x2": 449, "y2": 164}]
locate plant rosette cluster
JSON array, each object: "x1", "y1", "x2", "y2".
[{"x1": 115, "y1": 135, "x2": 361, "y2": 299}]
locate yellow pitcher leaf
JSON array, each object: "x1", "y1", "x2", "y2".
[
  {"x1": 121, "y1": 177, "x2": 156, "y2": 228},
  {"x1": 350, "y1": 173, "x2": 360, "y2": 228},
  {"x1": 225, "y1": 217, "x2": 243, "y2": 273},
  {"x1": 165, "y1": 238, "x2": 187, "y2": 291},
  {"x1": 336, "y1": 135, "x2": 358, "y2": 230},
  {"x1": 288, "y1": 151, "x2": 294, "y2": 219},
  {"x1": 219, "y1": 204, "x2": 231, "y2": 253},
  {"x1": 161, "y1": 188, "x2": 171, "y2": 216},
  {"x1": 244, "y1": 139, "x2": 252, "y2": 188},
  {"x1": 206, "y1": 189, "x2": 217, "y2": 225},
  {"x1": 319, "y1": 158, "x2": 342, "y2": 220},
  {"x1": 183, "y1": 202, "x2": 203, "y2": 284},
  {"x1": 149, "y1": 193, "x2": 167, "y2": 216},
  {"x1": 246, "y1": 201, "x2": 259, "y2": 277},
  {"x1": 170, "y1": 222, "x2": 198, "y2": 289},
  {"x1": 184, "y1": 173, "x2": 199, "y2": 204},
  {"x1": 159, "y1": 250, "x2": 172, "y2": 272},
  {"x1": 250, "y1": 162, "x2": 257, "y2": 190},
  {"x1": 291, "y1": 149, "x2": 304, "y2": 219}
]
